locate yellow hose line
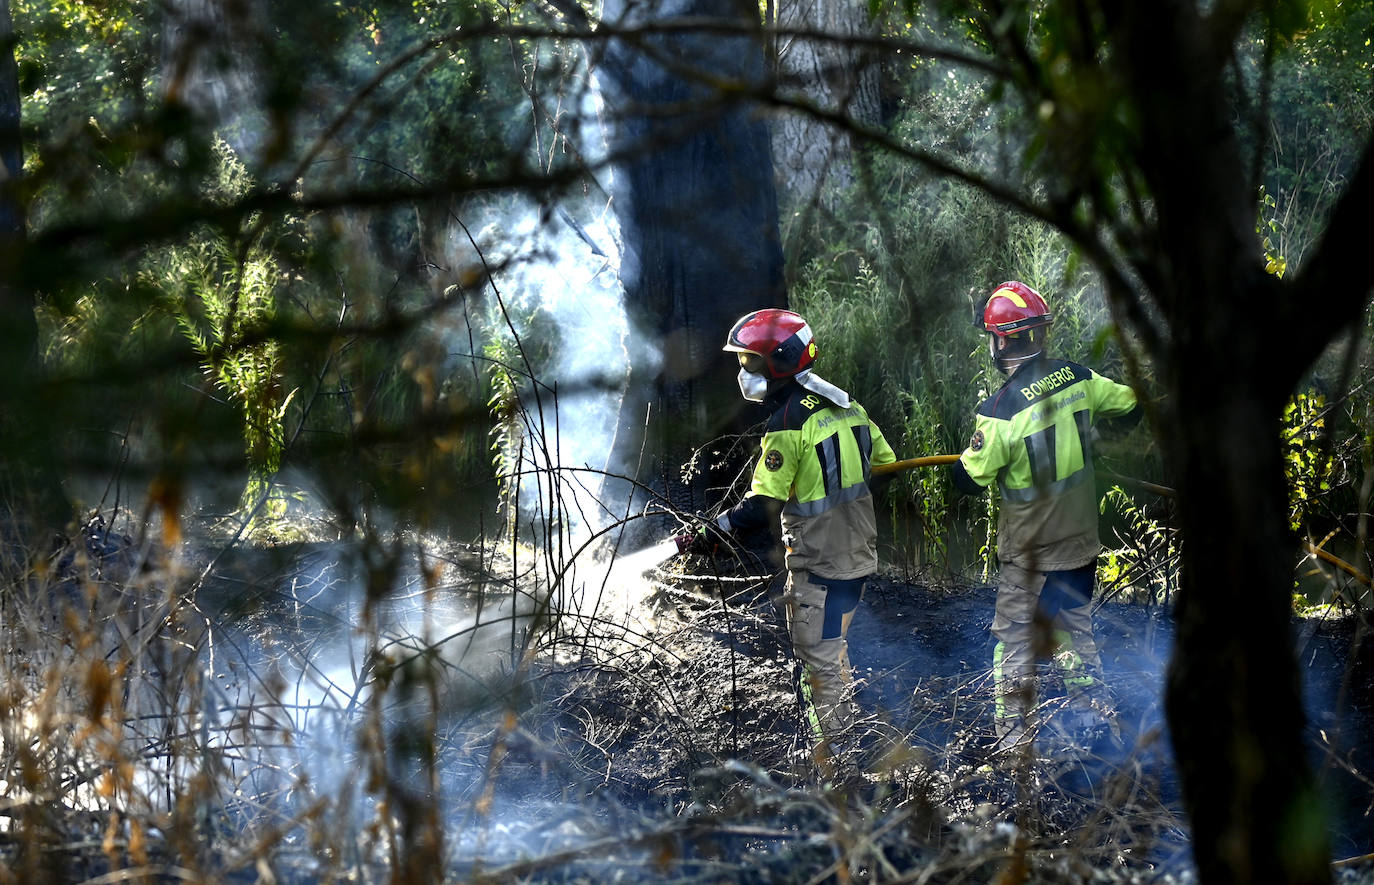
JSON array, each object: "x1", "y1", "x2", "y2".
[
  {"x1": 1090, "y1": 471, "x2": 1371, "y2": 586},
  {"x1": 872, "y1": 453, "x2": 961, "y2": 475},
  {"x1": 1100, "y1": 470, "x2": 1178, "y2": 500}
]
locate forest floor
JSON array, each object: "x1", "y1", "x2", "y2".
[
  {"x1": 7, "y1": 521, "x2": 1374, "y2": 884},
  {"x1": 440, "y1": 550, "x2": 1374, "y2": 884}
]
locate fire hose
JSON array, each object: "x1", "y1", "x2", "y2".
[
  {"x1": 873, "y1": 454, "x2": 1371, "y2": 587},
  {"x1": 677, "y1": 451, "x2": 1369, "y2": 586},
  {"x1": 872, "y1": 453, "x2": 961, "y2": 474}
]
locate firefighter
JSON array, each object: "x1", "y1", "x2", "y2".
[
  {"x1": 692, "y1": 308, "x2": 896, "y2": 748},
  {"x1": 952, "y1": 281, "x2": 1142, "y2": 752}
]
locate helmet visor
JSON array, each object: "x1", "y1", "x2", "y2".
[{"x1": 736, "y1": 352, "x2": 766, "y2": 375}]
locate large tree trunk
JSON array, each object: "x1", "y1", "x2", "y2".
[
  {"x1": 1164, "y1": 373, "x2": 1329, "y2": 884},
  {"x1": 1102, "y1": 2, "x2": 1332, "y2": 880},
  {"x1": 769, "y1": 0, "x2": 880, "y2": 210},
  {"x1": 597, "y1": 0, "x2": 786, "y2": 521},
  {"x1": 0, "y1": 0, "x2": 26, "y2": 409}
]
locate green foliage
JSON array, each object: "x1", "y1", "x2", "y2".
[
  {"x1": 1258, "y1": 186, "x2": 1288, "y2": 279},
  {"x1": 485, "y1": 333, "x2": 524, "y2": 531},
  {"x1": 480, "y1": 293, "x2": 563, "y2": 537},
  {"x1": 894, "y1": 391, "x2": 951, "y2": 564},
  {"x1": 15, "y1": 0, "x2": 153, "y2": 132},
  {"x1": 1282, "y1": 391, "x2": 1334, "y2": 533},
  {"x1": 1291, "y1": 590, "x2": 1347, "y2": 619},
  {"x1": 1100, "y1": 486, "x2": 1180, "y2": 606},
  {"x1": 977, "y1": 481, "x2": 999, "y2": 583},
  {"x1": 1248, "y1": 1, "x2": 1373, "y2": 269},
  {"x1": 341, "y1": 3, "x2": 546, "y2": 187},
  {"x1": 13, "y1": 0, "x2": 587, "y2": 537},
  {"x1": 1275, "y1": 308, "x2": 1374, "y2": 610},
  {"x1": 141, "y1": 141, "x2": 297, "y2": 535}
]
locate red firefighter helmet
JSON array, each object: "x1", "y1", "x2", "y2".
[
  {"x1": 981, "y1": 281, "x2": 1052, "y2": 337},
  {"x1": 723, "y1": 309, "x2": 817, "y2": 380}
]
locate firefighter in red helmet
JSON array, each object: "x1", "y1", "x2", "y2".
[
  {"x1": 953, "y1": 281, "x2": 1143, "y2": 752},
  {"x1": 702, "y1": 308, "x2": 896, "y2": 751}
]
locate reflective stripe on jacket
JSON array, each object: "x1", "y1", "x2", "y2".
[
  {"x1": 737, "y1": 382, "x2": 896, "y2": 579},
  {"x1": 958, "y1": 357, "x2": 1138, "y2": 571}
]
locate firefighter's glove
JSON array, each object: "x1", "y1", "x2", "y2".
[
  {"x1": 674, "y1": 513, "x2": 732, "y2": 556},
  {"x1": 674, "y1": 524, "x2": 717, "y2": 556}
]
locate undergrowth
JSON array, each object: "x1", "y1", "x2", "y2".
[
  {"x1": 2, "y1": 411, "x2": 1370, "y2": 883},
  {"x1": 0, "y1": 505, "x2": 1212, "y2": 885}
]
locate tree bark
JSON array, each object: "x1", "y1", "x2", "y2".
[
  {"x1": 769, "y1": 0, "x2": 880, "y2": 210},
  {"x1": 597, "y1": 0, "x2": 787, "y2": 520},
  {"x1": 1100, "y1": 1, "x2": 1334, "y2": 880},
  {"x1": 0, "y1": 0, "x2": 23, "y2": 347},
  {"x1": 1163, "y1": 374, "x2": 1329, "y2": 885},
  {"x1": 0, "y1": 0, "x2": 26, "y2": 401}
]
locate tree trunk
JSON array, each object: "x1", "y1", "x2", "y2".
[
  {"x1": 1094, "y1": 2, "x2": 1334, "y2": 879},
  {"x1": 0, "y1": 0, "x2": 26, "y2": 403},
  {"x1": 769, "y1": 0, "x2": 880, "y2": 210},
  {"x1": 1164, "y1": 374, "x2": 1330, "y2": 885},
  {"x1": 597, "y1": 0, "x2": 786, "y2": 520}
]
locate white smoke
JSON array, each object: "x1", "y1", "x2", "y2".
[
  {"x1": 485, "y1": 195, "x2": 631, "y2": 497},
  {"x1": 205, "y1": 65, "x2": 681, "y2": 874}
]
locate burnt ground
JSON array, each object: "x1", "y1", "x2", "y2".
[
  {"x1": 14, "y1": 522, "x2": 1373, "y2": 884},
  {"x1": 428, "y1": 554, "x2": 1374, "y2": 884}
]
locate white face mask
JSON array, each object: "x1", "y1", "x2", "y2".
[{"x1": 737, "y1": 367, "x2": 769, "y2": 402}]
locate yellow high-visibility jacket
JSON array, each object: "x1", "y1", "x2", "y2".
[
  {"x1": 955, "y1": 356, "x2": 1140, "y2": 572},
  {"x1": 724, "y1": 382, "x2": 896, "y2": 579}
]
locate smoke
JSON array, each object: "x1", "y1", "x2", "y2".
[
  {"x1": 445, "y1": 52, "x2": 662, "y2": 546},
  {"x1": 472, "y1": 194, "x2": 632, "y2": 492},
  {"x1": 192, "y1": 522, "x2": 690, "y2": 879},
  {"x1": 190, "y1": 57, "x2": 693, "y2": 877},
  {"x1": 200, "y1": 112, "x2": 685, "y2": 873}
]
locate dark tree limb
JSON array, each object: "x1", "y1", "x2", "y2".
[{"x1": 1285, "y1": 136, "x2": 1374, "y2": 375}]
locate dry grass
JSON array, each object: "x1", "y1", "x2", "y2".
[{"x1": 1, "y1": 505, "x2": 1369, "y2": 884}]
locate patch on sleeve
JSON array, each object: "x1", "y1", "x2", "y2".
[
  {"x1": 968, "y1": 429, "x2": 985, "y2": 452},
  {"x1": 764, "y1": 449, "x2": 785, "y2": 471}
]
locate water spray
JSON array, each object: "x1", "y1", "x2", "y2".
[{"x1": 617, "y1": 536, "x2": 686, "y2": 573}]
